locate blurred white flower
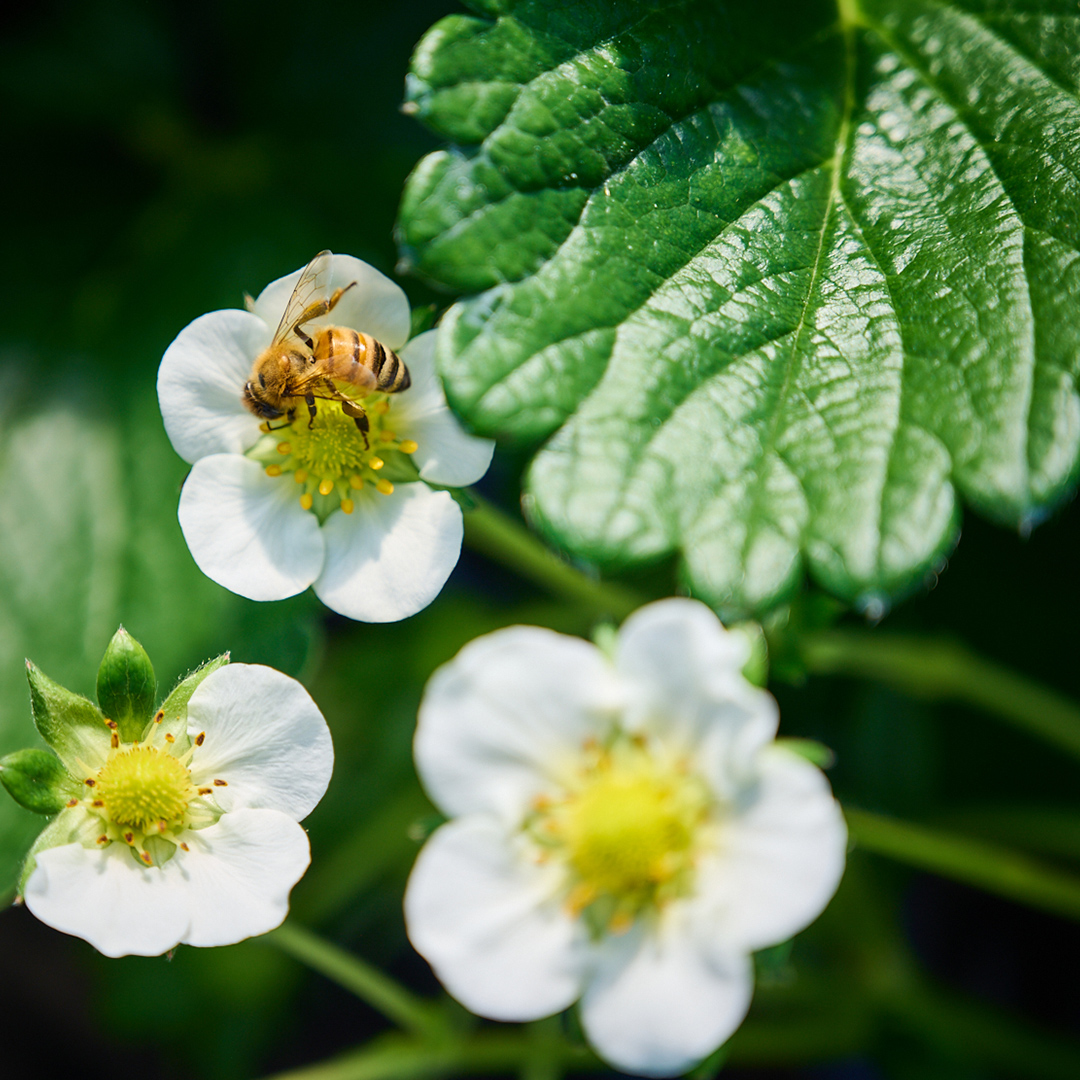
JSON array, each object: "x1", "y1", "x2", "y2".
[
  {"x1": 157, "y1": 253, "x2": 494, "y2": 622},
  {"x1": 405, "y1": 598, "x2": 846, "y2": 1076},
  {"x1": 23, "y1": 664, "x2": 333, "y2": 958}
]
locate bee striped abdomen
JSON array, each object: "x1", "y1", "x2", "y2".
[
  {"x1": 313, "y1": 327, "x2": 411, "y2": 393},
  {"x1": 365, "y1": 334, "x2": 411, "y2": 392}
]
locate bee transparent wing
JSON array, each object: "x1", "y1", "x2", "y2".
[{"x1": 271, "y1": 250, "x2": 334, "y2": 346}]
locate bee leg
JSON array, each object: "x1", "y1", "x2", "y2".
[
  {"x1": 294, "y1": 328, "x2": 314, "y2": 350},
  {"x1": 341, "y1": 400, "x2": 370, "y2": 449},
  {"x1": 305, "y1": 394, "x2": 317, "y2": 428},
  {"x1": 294, "y1": 283, "x2": 357, "y2": 336}
]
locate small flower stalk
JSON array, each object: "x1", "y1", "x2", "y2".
[
  {"x1": 0, "y1": 627, "x2": 333, "y2": 958},
  {"x1": 404, "y1": 599, "x2": 847, "y2": 1076},
  {"x1": 158, "y1": 252, "x2": 494, "y2": 622}
]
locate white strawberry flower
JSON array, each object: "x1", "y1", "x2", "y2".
[
  {"x1": 405, "y1": 599, "x2": 847, "y2": 1077},
  {"x1": 22, "y1": 663, "x2": 333, "y2": 958},
  {"x1": 157, "y1": 254, "x2": 494, "y2": 622}
]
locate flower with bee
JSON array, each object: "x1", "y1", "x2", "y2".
[{"x1": 158, "y1": 252, "x2": 494, "y2": 622}]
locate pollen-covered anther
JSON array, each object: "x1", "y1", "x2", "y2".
[
  {"x1": 96, "y1": 835, "x2": 108, "y2": 845},
  {"x1": 195, "y1": 732, "x2": 206, "y2": 746},
  {"x1": 300, "y1": 493, "x2": 314, "y2": 510},
  {"x1": 213, "y1": 779, "x2": 228, "y2": 787},
  {"x1": 124, "y1": 832, "x2": 134, "y2": 844},
  {"x1": 368, "y1": 456, "x2": 385, "y2": 470},
  {"x1": 277, "y1": 441, "x2": 292, "y2": 454},
  {"x1": 154, "y1": 710, "x2": 165, "y2": 724},
  {"x1": 340, "y1": 498, "x2": 354, "y2": 514},
  {"x1": 165, "y1": 733, "x2": 175, "y2": 744},
  {"x1": 198, "y1": 787, "x2": 213, "y2": 796},
  {"x1": 318, "y1": 478, "x2": 334, "y2": 496},
  {"x1": 180, "y1": 842, "x2": 190, "y2": 852},
  {"x1": 376, "y1": 479, "x2": 394, "y2": 496},
  {"x1": 294, "y1": 468, "x2": 309, "y2": 484},
  {"x1": 265, "y1": 464, "x2": 283, "y2": 477},
  {"x1": 66, "y1": 798, "x2": 78, "y2": 808},
  {"x1": 349, "y1": 474, "x2": 364, "y2": 490},
  {"x1": 399, "y1": 440, "x2": 418, "y2": 454},
  {"x1": 379, "y1": 430, "x2": 396, "y2": 443}
]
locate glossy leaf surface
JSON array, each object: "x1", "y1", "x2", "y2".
[{"x1": 399, "y1": 0, "x2": 1080, "y2": 614}]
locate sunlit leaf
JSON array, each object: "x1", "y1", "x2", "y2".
[{"x1": 399, "y1": 0, "x2": 1080, "y2": 615}]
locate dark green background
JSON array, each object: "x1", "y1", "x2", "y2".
[{"x1": 0, "y1": 3, "x2": 1077, "y2": 1078}]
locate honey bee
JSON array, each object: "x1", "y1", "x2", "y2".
[{"x1": 242, "y1": 250, "x2": 411, "y2": 445}]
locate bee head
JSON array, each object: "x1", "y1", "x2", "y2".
[{"x1": 242, "y1": 380, "x2": 284, "y2": 419}]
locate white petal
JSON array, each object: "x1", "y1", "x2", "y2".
[
  {"x1": 700, "y1": 748, "x2": 847, "y2": 952},
  {"x1": 390, "y1": 332, "x2": 495, "y2": 487},
  {"x1": 405, "y1": 816, "x2": 588, "y2": 1020},
  {"x1": 581, "y1": 924, "x2": 753, "y2": 1077},
  {"x1": 24, "y1": 843, "x2": 190, "y2": 958},
  {"x1": 314, "y1": 483, "x2": 461, "y2": 622},
  {"x1": 186, "y1": 664, "x2": 333, "y2": 820},
  {"x1": 158, "y1": 310, "x2": 269, "y2": 463},
  {"x1": 178, "y1": 454, "x2": 324, "y2": 601},
  {"x1": 177, "y1": 808, "x2": 311, "y2": 947},
  {"x1": 616, "y1": 599, "x2": 778, "y2": 797},
  {"x1": 253, "y1": 254, "x2": 411, "y2": 350},
  {"x1": 415, "y1": 626, "x2": 622, "y2": 819}
]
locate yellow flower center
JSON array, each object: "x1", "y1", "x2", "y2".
[
  {"x1": 529, "y1": 735, "x2": 712, "y2": 935},
  {"x1": 251, "y1": 395, "x2": 419, "y2": 517},
  {"x1": 563, "y1": 771, "x2": 694, "y2": 895},
  {"x1": 95, "y1": 745, "x2": 193, "y2": 830},
  {"x1": 76, "y1": 716, "x2": 224, "y2": 867}
]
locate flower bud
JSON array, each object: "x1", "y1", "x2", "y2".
[{"x1": 97, "y1": 627, "x2": 157, "y2": 743}]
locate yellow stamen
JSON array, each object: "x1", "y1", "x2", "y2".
[
  {"x1": 294, "y1": 468, "x2": 309, "y2": 484},
  {"x1": 349, "y1": 475, "x2": 364, "y2": 490},
  {"x1": 376, "y1": 479, "x2": 394, "y2": 495},
  {"x1": 300, "y1": 493, "x2": 313, "y2": 510},
  {"x1": 399, "y1": 440, "x2": 419, "y2": 454},
  {"x1": 277, "y1": 441, "x2": 292, "y2": 454},
  {"x1": 379, "y1": 430, "x2": 396, "y2": 442},
  {"x1": 265, "y1": 464, "x2": 282, "y2": 477},
  {"x1": 369, "y1": 456, "x2": 385, "y2": 470},
  {"x1": 318, "y1": 478, "x2": 334, "y2": 496},
  {"x1": 340, "y1": 498, "x2": 354, "y2": 514}
]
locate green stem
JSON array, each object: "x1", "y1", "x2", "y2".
[
  {"x1": 266, "y1": 922, "x2": 445, "y2": 1038},
  {"x1": 460, "y1": 492, "x2": 643, "y2": 620},
  {"x1": 802, "y1": 630, "x2": 1080, "y2": 763},
  {"x1": 260, "y1": 1030, "x2": 599, "y2": 1080},
  {"x1": 847, "y1": 808, "x2": 1080, "y2": 922}
]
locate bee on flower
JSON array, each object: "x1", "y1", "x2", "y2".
[
  {"x1": 404, "y1": 599, "x2": 847, "y2": 1077},
  {"x1": 157, "y1": 252, "x2": 494, "y2": 622}
]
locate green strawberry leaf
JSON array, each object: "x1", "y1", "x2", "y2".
[{"x1": 398, "y1": 0, "x2": 1080, "y2": 616}]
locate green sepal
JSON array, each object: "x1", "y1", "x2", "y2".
[
  {"x1": 97, "y1": 626, "x2": 157, "y2": 743},
  {"x1": 727, "y1": 621, "x2": 768, "y2": 688},
  {"x1": 146, "y1": 653, "x2": 230, "y2": 748},
  {"x1": 18, "y1": 806, "x2": 102, "y2": 896},
  {"x1": 0, "y1": 749, "x2": 81, "y2": 815},
  {"x1": 27, "y1": 660, "x2": 110, "y2": 776},
  {"x1": 776, "y1": 737, "x2": 836, "y2": 770}
]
